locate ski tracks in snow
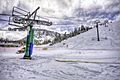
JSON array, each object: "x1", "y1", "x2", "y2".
[{"x1": 0, "y1": 48, "x2": 120, "y2": 80}]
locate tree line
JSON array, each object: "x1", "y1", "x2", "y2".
[{"x1": 50, "y1": 25, "x2": 92, "y2": 45}]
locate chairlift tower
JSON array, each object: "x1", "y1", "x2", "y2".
[
  {"x1": 0, "y1": 6, "x2": 52, "y2": 59},
  {"x1": 94, "y1": 20, "x2": 100, "y2": 41}
]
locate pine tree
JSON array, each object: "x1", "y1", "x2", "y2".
[
  {"x1": 74, "y1": 28, "x2": 78, "y2": 36},
  {"x1": 58, "y1": 34, "x2": 62, "y2": 42},
  {"x1": 78, "y1": 27, "x2": 81, "y2": 34},
  {"x1": 63, "y1": 32, "x2": 67, "y2": 40},
  {"x1": 86, "y1": 27, "x2": 89, "y2": 31},
  {"x1": 81, "y1": 25, "x2": 85, "y2": 32}
]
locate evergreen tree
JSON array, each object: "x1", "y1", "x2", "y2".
[
  {"x1": 58, "y1": 34, "x2": 62, "y2": 42},
  {"x1": 42, "y1": 39, "x2": 51, "y2": 44},
  {"x1": 81, "y1": 25, "x2": 85, "y2": 31},
  {"x1": 63, "y1": 32, "x2": 67, "y2": 40},
  {"x1": 78, "y1": 27, "x2": 81, "y2": 34},
  {"x1": 74, "y1": 28, "x2": 78, "y2": 36},
  {"x1": 86, "y1": 27, "x2": 89, "y2": 31}
]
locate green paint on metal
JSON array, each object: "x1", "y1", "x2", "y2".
[
  {"x1": 29, "y1": 29, "x2": 34, "y2": 43},
  {"x1": 24, "y1": 35, "x2": 30, "y2": 57},
  {"x1": 24, "y1": 25, "x2": 34, "y2": 58}
]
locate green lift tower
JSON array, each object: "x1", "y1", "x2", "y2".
[{"x1": 0, "y1": 6, "x2": 52, "y2": 59}]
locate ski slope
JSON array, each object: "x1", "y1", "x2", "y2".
[
  {"x1": 53, "y1": 20, "x2": 120, "y2": 49},
  {"x1": 0, "y1": 21, "x2": 120, "y2": 80}
]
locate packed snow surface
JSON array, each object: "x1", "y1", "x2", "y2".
[{"x1": 0, "y1": 47, "x2": 120, "y2": 80}]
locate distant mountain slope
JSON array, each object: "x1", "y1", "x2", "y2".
[
  {"x1": 0, "y1": 28, "x2": 60, "y2": 44},
  {"x1": 0, "y1": 31, "x2": 27, "y2": 41},
  {"x1": 34, "y1": 29, "x2": 60, "y2": 44},
  {"x1": 53, "y1": 20, "x2": 120, "y2": 49}
]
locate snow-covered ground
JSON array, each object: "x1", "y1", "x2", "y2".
[
  {"x1": 0, "y1": 20, "x2": 120, "y2": 80},
  {"x1": 53, "y1": 20, "x2": 120, "y2": 49},
  {"x1": 0, "y1": 47, "x2": 120, "y2": 80}
]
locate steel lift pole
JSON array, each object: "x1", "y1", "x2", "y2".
[
  {"x1": 95, "y1": 20, "x2": 100, "y2": 41},
  {"x1": 23, "y1": 7, "x2": 39, "y2": 59},
  {"x1": 23, "y1": 24, "x2": 34, "y2": 59}
]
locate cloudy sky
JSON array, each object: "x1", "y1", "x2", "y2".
[{"x1": 0, "y1": 0, "x2": 120, "y2": 32}]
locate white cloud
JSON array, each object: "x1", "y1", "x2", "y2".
[
  {"x1": 0, "y1": 0, "x2": 19, "y2": 13},
  {"x1": 0, "y1": 0, "x2": 120, "y2": 28}
]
